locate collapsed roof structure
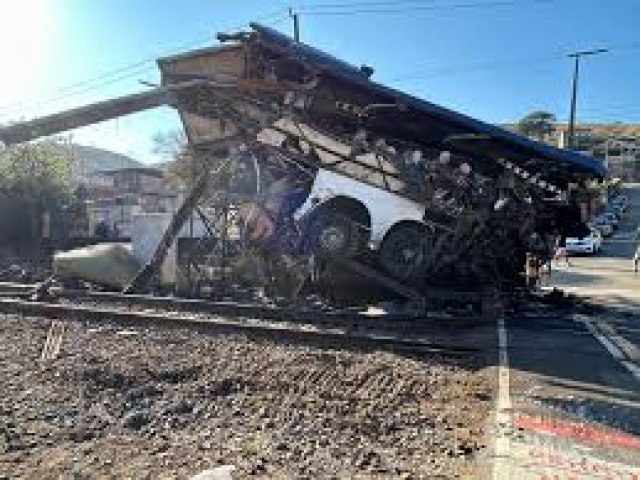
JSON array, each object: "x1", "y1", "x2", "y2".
[{"x1": 0, "y1": 24, "x2": 605, "y2": 297}]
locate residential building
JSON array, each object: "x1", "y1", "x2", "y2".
[
  {"x1": 82, "y1": 167, "x2": 178, "y2": 237},
  {"x1": 600, "y1": 137, "x2": 640, "y2": 181}
]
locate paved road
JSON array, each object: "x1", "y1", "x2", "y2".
[
  {"x1": 549, "y1": 183, "x2": 640, "y2": 309},
  {"x1": 492, "y1": 184, "x2": 640, "y2": 479}
]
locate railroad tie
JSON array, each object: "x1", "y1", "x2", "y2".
[{"x1": 41, "y1": 320, "x2": 66, "y2": 361}]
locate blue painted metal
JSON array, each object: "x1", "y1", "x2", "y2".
[{"x1": 250, "y1": 23, "x2": 605, "y2": 179}]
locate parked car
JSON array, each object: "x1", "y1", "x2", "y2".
[
  {"x1": 565, "y1": 230, "x2": 602, "y2": 255},
  {"x1": 590, "y1": 221, "x2": 613, "y2": 237},
  {"x1": 612, "y1": 203, "x2": 627, "y2": 215},
  {"x1": 599, "y1": 212, "x2": 620, "y2": 229},
  {"x1": 609, "y1": 196, "x2": 628, "y2": 212}
]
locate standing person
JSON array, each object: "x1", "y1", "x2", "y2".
[
  {"x1": 634, "y1": 243, "x2": 640, "y2": 275},
  {"x1": 94, "y1": 220, "x2": 109, "y2": 239},
  {"x1": 525, "y1": 252, "x2": 541, "y2": 290},
  {"x1": 554, "y1": 236, "x2": 571, "y2": 267}
]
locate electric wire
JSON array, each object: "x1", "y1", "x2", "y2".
[
  {"x1": 0, "y1": 8, "x2": 289, "y2": 118},
  {"x1": 1, "y1": 5, "x2": 638, "y2": 125},
  {"x1": 297, "y1": 0, "x2": 555, "y2": 16}
]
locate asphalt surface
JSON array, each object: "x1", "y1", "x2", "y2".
[{"x1": 494, "y1": 184, "x2": 640, "y2": 479}]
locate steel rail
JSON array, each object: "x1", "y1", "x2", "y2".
[
  {"x1": 0, "y1": 297, "x2": 479, "y2": 357},
  {"x1": 0, "y1": 281, "x2": 493, "y2": 324}
]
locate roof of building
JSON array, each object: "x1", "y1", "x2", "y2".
[{"x1": 249, "y1": 23, "x2": 606, "y2": 181}]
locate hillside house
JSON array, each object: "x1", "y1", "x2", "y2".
[{"x1": 83, "y1": 167, "x2": 178, "y2": 237}]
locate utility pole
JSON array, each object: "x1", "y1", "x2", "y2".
[
  {"x1": 566, "y1": 48, "x2": 608, "y2": 149},
  {"x1": 289, "y1": 8, "x2": 300, "y2": 42}
]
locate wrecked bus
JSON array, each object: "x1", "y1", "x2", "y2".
[{"x1": 0, "y1": 23, "x2": 605, "y2": 294}]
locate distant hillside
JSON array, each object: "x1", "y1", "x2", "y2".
[
  {"x1": 153, "y1": 159, "x2": 174, "y2": 172},
  {"x1": 554, "y1": 123, "x2": 640, "y2": 138},
  {"x1": 71, "y1": 145, "x2": 142, "y2": 174}
]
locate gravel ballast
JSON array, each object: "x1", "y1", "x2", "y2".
[{"x1": 0, "y1": 313, "x2": 493, "y2": 479}]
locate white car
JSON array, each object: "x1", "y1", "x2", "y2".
[
  {"x1": 593, "y1": 223, "x2": 613, "y2": 237},
  {"x1": 589, "y1": 219, "x2": 613, "y2": 237},
  {"x1": 612, "y1": 202, "x2": 627, "y2": 215},
  {"x1": 596, "y1": 212, "x2": 619, "y2": 229},
  {"x1": 565, "y1": 230, "x2": 602, "y2": 255}
]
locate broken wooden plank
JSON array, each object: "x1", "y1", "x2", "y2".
[{"x1": 0, "y1": 79, "x2": 212, "y2": 145}]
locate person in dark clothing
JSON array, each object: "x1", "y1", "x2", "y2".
[{"x1": 94, "y1": 220, "x2": 109, "y2": 239}]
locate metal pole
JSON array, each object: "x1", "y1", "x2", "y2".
[
  {"x1": 566, "y1": 48, "x2": 608, "y2": 149},
  {"x1": 289, "y1": 8, "x2": 300, "y2": 42},
  {"x1": 567, "y1": 56, "x2": 579, "y2": 149},
  {"x1": 188, "y1": 155, "x2": 195, "y2": 294}
]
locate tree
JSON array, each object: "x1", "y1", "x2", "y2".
[
  {"x1": 0, "y1": 141, "x2": 74, "y2": 249},
  {"x1": 152, "y1": 129, "x2": 202, "y2": 188},
  {"x1": 515, "y1": 111, "x2": 557, "y2": 140},
  {"x1": 153, "y1": 128, "x2": 261, "y2": 201}
]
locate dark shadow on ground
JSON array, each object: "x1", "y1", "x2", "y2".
[{"x1": 505, "y1": 304, "x2": 640, "y2": 442}]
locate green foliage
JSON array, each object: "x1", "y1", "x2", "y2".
[
  {"x1": 0, "y1": 141, "x2": 74, "y2": 246},
  {"x1": 515, "y1": 111, "x2": 557, "y2": 140}
]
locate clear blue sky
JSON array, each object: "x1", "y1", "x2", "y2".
[{"x1": 0, "y1": 0, "x2": 638, "y2": 163}]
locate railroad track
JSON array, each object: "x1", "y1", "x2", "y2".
[{"x1": 0, "y1": 282, "x2": 485, "y2": 357}]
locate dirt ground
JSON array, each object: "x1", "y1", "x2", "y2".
[{"x1": 0, "y1": 313, "x2": 494, "y2": 479}]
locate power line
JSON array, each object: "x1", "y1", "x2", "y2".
[
  {"x1": 583, "y1": 103, "x2": 640, "y2": 114},
  {"x1": 301, "y1": 0, "x2": 438, "y2": 8},
  {"x1": 386, "y1": 55, "x2": 564, "y2": 82},
  {"x1": 0, "y1": 8, "x2": 289, "y2": 117},
  {"x1": 0, "y1": 39, "x2": 205, "y2": 117},
  {"x1": 29, "y1": 65, "x2": 156, "y2": 108},
  {"x1": 579, "y1": 113, "x2": 640, "y2": 122},
  {"x1": 1, "y1": 5, "x2": 636, "y2": 125},
  {"x1": 298, "y1": 0, "x2": 443, "y2": 11},
  {"x1": 298, "y1": 0, "x2": 555, "y2": 16},
  {"x1": 379, "y1": 36, "x2": 640, "y2": 83},
  {"x1": 34, "y1": 60, "x2": 153, "y2": 98},
  {"x1": 580, "y1": 106, "x2": 640, "y2": 118}
]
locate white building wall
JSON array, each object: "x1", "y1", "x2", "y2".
[{"x1": 131, "y1": 213, "x2": 208, "y2": 285}]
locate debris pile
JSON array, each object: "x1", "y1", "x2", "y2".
[{"x1": 0, "y1": 23, "x2": 604, "y2": 298}]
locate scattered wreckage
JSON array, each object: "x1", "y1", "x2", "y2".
[{"x1": 0, "y1": 23, "x2": 605, "y2": 301}]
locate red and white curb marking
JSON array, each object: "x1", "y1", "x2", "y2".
[
  {"x1": 492, "y1": 316, "x2": 640, "y2": 479},
  {"x1": 514, "y1": 413, "x2": 640, "y2": 451}
]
